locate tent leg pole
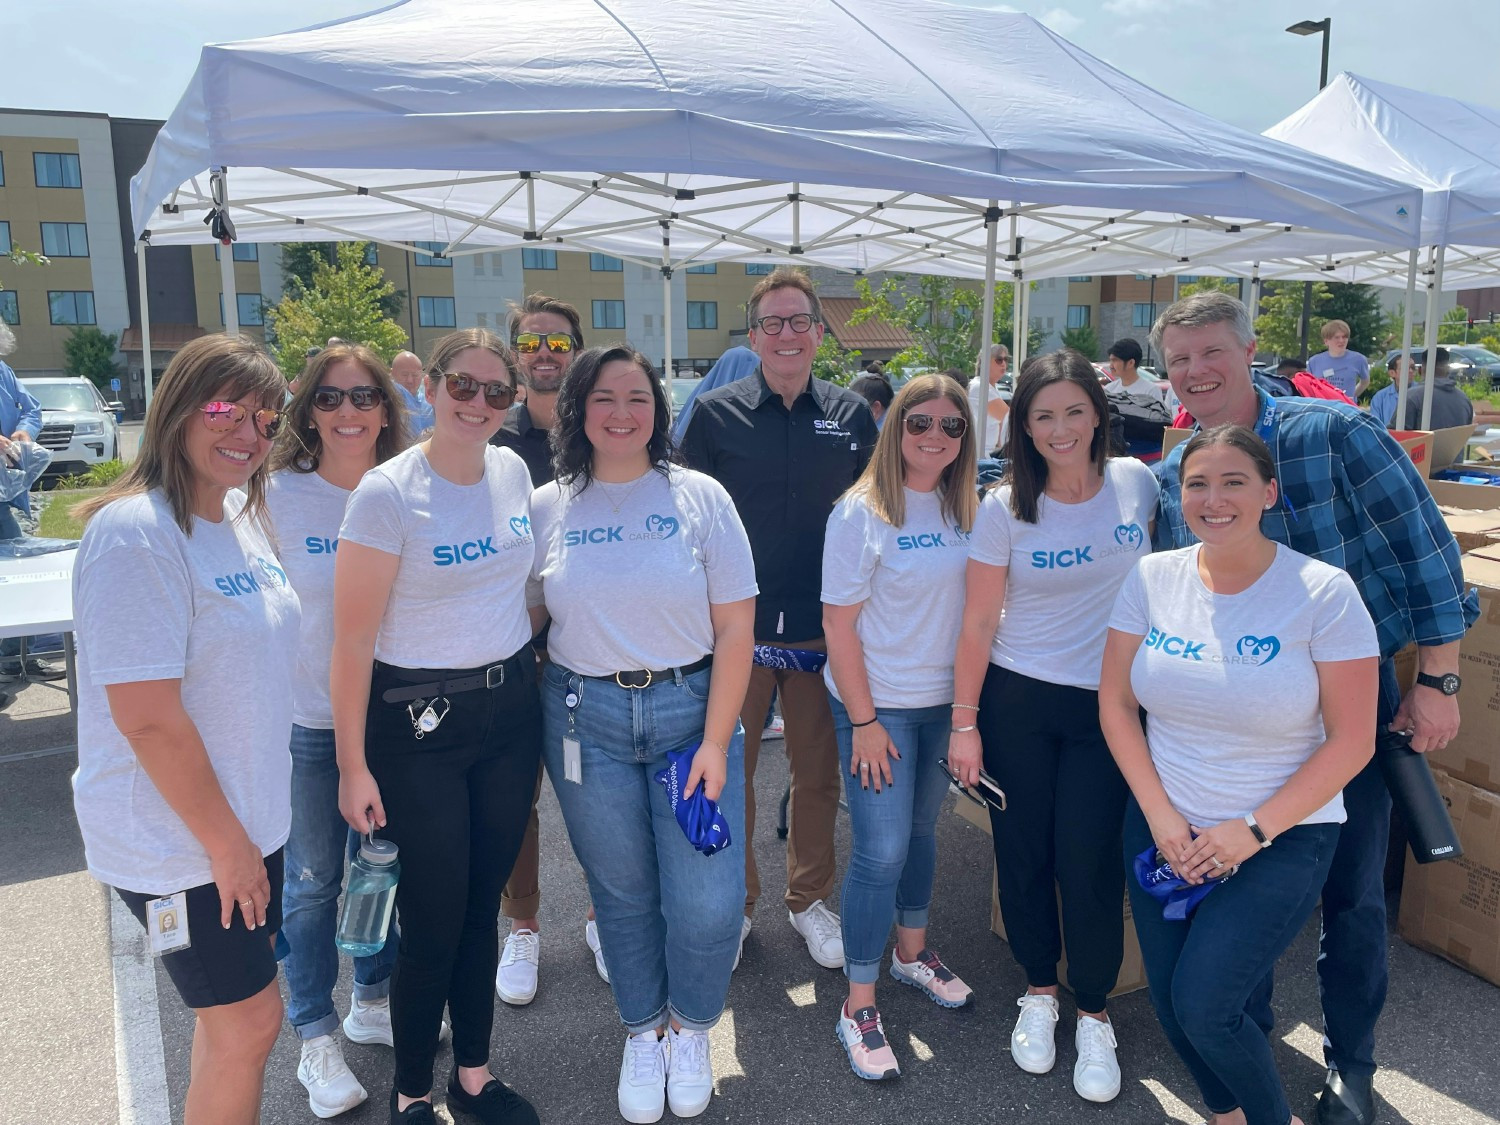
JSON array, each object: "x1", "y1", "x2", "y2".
[
  {"x1": 661, "y1": 222, "x2": 674, "y2": 409},
  {"x1": 1421, "y1": 245, "x2": 1445, "y2": 431},
  {"x1": 976, "y1": 202, "x2": 1000, "y2": 456},
  {"x1": 1395, "y1": 248, "x2": 1419, "y2": 429},
  {"x1": 138, "y1": 240, "x2": 155, "y2": 414},
  {"x1": 216, "y1": 168, "x2": 240, "y2": 338}
]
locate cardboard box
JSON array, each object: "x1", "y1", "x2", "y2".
[
  {"x1": 1397, "y1": 771, "x2": 1500, "y2": 988},
  {"x1": 1440, "y1": 507, "x2": 1500, "y2": 553},
  {"x1": 1390, "y1": 425, "x2": 1475, "y2": 478},
  {"x1": 1428, "y1": 465, "x2": 1500, "y2": 510},
  {"x1": 1425, "y1": 551, "x2": 1500, "y2": 794},
  {"x1": 951, "y1": 790, "x2": 993, "y2": 835},
  {"x1": 1162, "y1": 426, "x2": 1193, "y2": 461},
  {"x1": 989, "y1": 870, "x2": 1148, "y2": 997}
]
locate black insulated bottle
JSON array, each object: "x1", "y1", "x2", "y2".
[{"x1": 1377, "y1": 729, "x2": 1464, "y2": 864}]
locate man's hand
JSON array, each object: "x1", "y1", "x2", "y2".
[
  {"x1": 9, "y1": 431, "x2": 32, "y2": 444},
  {"x1": 1389, "y1": 685, "x2": 1460, "y2": 754}
]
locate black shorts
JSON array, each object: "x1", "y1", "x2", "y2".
[{"x1": 115, "y1": 848, "x2": 284, "y2": 1010}]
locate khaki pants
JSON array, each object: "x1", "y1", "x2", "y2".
[
  {"x1": 500, "y1": 764, "x2": 545, "y2": 920},
  {"x1": 740, "y1": 639, "x2": 841, "y2": 916}
]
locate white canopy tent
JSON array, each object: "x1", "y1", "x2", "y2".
[{"x1": 130, "y1": 0, "x2": 1424, "y2": 417}]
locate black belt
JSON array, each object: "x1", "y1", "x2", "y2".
[
  {"x1": 379, "y1": 651, "x2": 526, "y2": 705},
  {"x1": 586, "y1": 654, "x2": 713, "y2": 690}
]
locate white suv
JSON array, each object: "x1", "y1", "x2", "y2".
[{"x1": 20, "y1": 377, "x2": 123, "y2": 478}]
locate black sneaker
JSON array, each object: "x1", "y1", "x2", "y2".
[
  {"x1": 389, "y1": 1088, "x2": 437, "y2": 1124},
  {"x1": 1316, "y1": 1068, "x2": 1376, "y2": 1125},
  {"x1": 446, "y1": 1071, "x2": 540, "y2": 1125},
  {"x1": 0, "y1": 657, "x2": 65, "y2": 682}
]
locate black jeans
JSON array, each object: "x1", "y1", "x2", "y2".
[
  {"x1": 365, "y1": 652, "x2": 542, "y2": 1098},
  {"x1": 979, "y1": 664, "x2": 1128, "y2": 1013}
]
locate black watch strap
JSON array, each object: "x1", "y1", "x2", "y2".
[{"x1": 1416, "y1": 671, "x2": 1461, "y2": 696}]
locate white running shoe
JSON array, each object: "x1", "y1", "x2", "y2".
[
  {"x1": 496, "y1": 927, "x2": 540, "y2": 1005},
  {"x1": 298, "y1": 1034, "x2": 368, "y2": 1119},
  {"x1": 733, "y1": 915, "x2": 752, "y2": 972},
  {"x1": 1010, "y1": 993, "x2": 1060, "y2": 1074},
  {"x1": 665, "y1": 1026, "x2": 714, "y2": 1118},
  {"x1": 1073, "y1": 1016, "x2": 1122, "y2": 1103},
  {"x1": 585, "y1": 918, "x2": 610, "y2": 983},
  {"x1": 341, "y1": 996, "x2": 449, "y2": 1046},
  {"x1": 617, "y1": 1030, "x2": 667, "y2": 1124},
  {"x1": 788, "y1": 900, "x2": 845, "y2": 969}
]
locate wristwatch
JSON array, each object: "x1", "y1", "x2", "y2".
[{"x1": 1415, "y1": 671, "x2": 1462, "y2": 696}]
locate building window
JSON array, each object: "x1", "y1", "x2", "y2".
[
  {"x1": 522, "y1": 248, "x2": 557, "y2": 270},
  {"x1": 413, "y1": 241, "x2": 452, "y2": 267},
  {"x1": 363, "y1": 243, "x2": 379, "y2": 266},
  {"x1": 418, "y1": 296, "x2": 457, "y2": 327},
  {"x1": 1132, "y1": 303, "x2": 1156, "y2": 329},
  {"x1": 745, "y1": 264, "x2": 774, "y2": 276},
  {"x1": 0, "y1": 152, "x2": 5, "y2": 187},
  {"x1": 34, "y1": 152, "x2": 82, "y2": 188},
  {"x1": 590, "y1": 254, "x2": 624, "y2": 272},
  {"x1": 1177, "y1": 275, "x2": 1199, "y2": 285},
  {"x1": 1066, "y1": 304, "x2": 1091, "y2": 329},
  {"x1": 213, "y1": 242, "x2": 260, "y2": 262},
  {"x1": 41, "y1": 222, "x2": 89, "y2": 257},
  {"x1": 686, "y1": 263, "x2": 717, "y2": 274},
  {"x1": 1133, "y1": 274, "x2": 1151, "y2": 281},
  {"x1": 0, "y1": 221, "x2": 9, "y2": 256},
  {"x1": 0, "y1": 292, "x2": 17, "y2": 325},
  {"x1": 1068, "y1": 275, "x2": 1093, "y2": 282},
  {"x1": 48, "y1": 291, "x2": 96, "y2": 325},
  {"x1": 592, "y1": 300, "x2": 626, "y2": 330},
  {"x1": 218, "y1": 294, "x2": 266, "y2": 326},
  {"x1": 686, "y1": 301, "x2": 718, "y2": 330}
]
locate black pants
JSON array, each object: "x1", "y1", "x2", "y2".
[
  {"x1": 979, "y1": 664, "x2": 1127, "y2": 1014},
  {"x1": 366, "y1": 653, "x2": 542, "y2": 1098}
]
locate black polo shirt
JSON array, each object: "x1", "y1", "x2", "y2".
[
  {"x1": 490, "y1": 402, "x2": 554, "y2": 486},
  {"x1": 681, "y1": 369, "x2": 878, "y2": 643}
]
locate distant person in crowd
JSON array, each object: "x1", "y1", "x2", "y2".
[
  {"x1": 849, "y1": 372, "x2": 896, "y2": 428},
  {"x1": 530, "y1": 346, "x2": 756, "y2": 1124},
  {"x1": 950, "y1": 351, "x2": 1159, "y2": 1105},
  {"x1": 72, "y1": 335, "x2": 297, "y2": 1125},
  {"x1": 670, "y1": 346, "x2": 760, "y2": 444},
  {"x1": 1307, "y1": 320, "x2": 1370, "y2": 401},
  {"x1": 968, "y1": 343, "x2": 1011, "y2": 454},
  {"x1": 1102, "y1": 425, "x2": 1377, "y2": 1125},
  {"x1": 1102, "y1": 337, "x2": 1171, "y2": 460},
  {"x1": 1370, "y1": 354, "x2": 1416, "y2": 427},
  {"x1": 682, "y1": 268, "x2": 879, "y2": 972},
  {"x1": 389, "y1": 351, "x2": 435, "y2": 437},
  {"x1": 332, "y1": 329, "x2": 540, "y2": 1125},
  {"x1": 265, "y1": 344, "x2": 411, "y2": 1118},
  {"x1": 822, "y1": 374, "x2": 978, "y2": 1081},
  {"x1": 1152, "y1": 292, "x2": 1476, "y2": 1125},
  {"x1": 1254, "y1": 359, "x2": 1301, "y2": 398},
  {"x1": 1400, "y1": 346, "x2": 1474, "y2": 431}
]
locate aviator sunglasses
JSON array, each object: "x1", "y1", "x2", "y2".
[
  {"x1": 441, "y1": 372, "x2": 517, "y2": 408},
  {"x1": 513, "y1": 331, "x2": 577, "y2": 354},
  {"x1": 201, "y1": 400, "x2": 283, "y2": 440},
  {"x1": 313, "y1": 385, "x2": 386, "y2": 412},
  {"x1": 904, "y1": 412, "x2": 968, "y2": 439}
]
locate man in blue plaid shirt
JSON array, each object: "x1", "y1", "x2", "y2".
[{"x1": 1152, "y1": 293, "x2": 1477, "y2": 1125}]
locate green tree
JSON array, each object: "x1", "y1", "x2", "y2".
[
  {"x1": 1437, "y1": 304, "x2": 1472, "y2": 345},
  {"x1": 265, "y1": 243, "x2": 409, "y2": 377},
  {"x1": 2, "y1": 244, "x2": 49, "y2": 295},
  {"x1": 1059, "y1": 324, "x2": 1099, "y2": 360},
  {"x1": 1179, "y1": 276, "x2": 1240, "y2": 299},
  {"x1": 812, "y1": 332, "x2": 859, "y2": 386},
  {"x1": 1320, "y1": 283, "x2": 1385, "y2": 356},
  {"x1": 849, "y1": 274, "x2": 1042, "y2": 375},
  {"x1": 1254, "y1": 280, "x2": 1331, "y2": 357},
  {"x1": 63, "y1": 326, "x2": 122, "y2": 392},
  {"x1": 279, "y1": 241, "x2": 405, "y2": 321}
]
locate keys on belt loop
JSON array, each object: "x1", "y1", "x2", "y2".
[{"x1": 409, "y1": 696, "x2": 450, "y2": 739}]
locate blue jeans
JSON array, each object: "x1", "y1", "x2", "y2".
[
  {"x1": 1126, "y1": 800, "x2": 1339, "y2": 1125},
  {"x1": 274, "y1": 724, "x2": 396, "y2": 1038},
  {"x1": 541, "y1": 661, "x2": 746, "y2": 1034},
  {"x1": 830, "y1": 698, "x2": 952, "y2": 985}
]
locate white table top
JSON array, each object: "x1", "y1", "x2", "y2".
[{"x1": 0, "y1": 544, "x2": 77, "y2": 638}]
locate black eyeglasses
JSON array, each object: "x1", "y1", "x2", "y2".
[
  {"x1": 905, "y1": 413, "x2": 968, "y2": 439},
  {"x1": 752, "y1": 313, "x2": 818, "y2": 335},
  {"x1": 513, "y1": 332, "x2": 577, "y2": 354},
  {"x1": 938, "y1": 758, "x2": 1007, "y2": 812},
  {"x1": 312, "y1": 385, "x2": 385, "y2": 412},
  {"x1": 440, "y1": 373, "x2": 517, "y2": 408},
  {"x1": 201, "y1": 401, "x2": 283, "y2": 440}
]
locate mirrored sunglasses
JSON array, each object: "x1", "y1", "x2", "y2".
[
  {"x1": 513, "y1": 332, "x2": 577, "y2": 354},
  {"x1": 905, "y1": 412, "x2": 968, "y2": 439},
  {"x1": 201, "y1": 400, "x2": 283, "y2": 440}
]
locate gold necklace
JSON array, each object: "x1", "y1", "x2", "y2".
[{"x1": 595, "y1": 471, "x2": 653, "y2": 514}]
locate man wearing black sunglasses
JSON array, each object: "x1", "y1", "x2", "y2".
[{"x1": 490, "y1": 294, "x2": 585, "y2": 488}]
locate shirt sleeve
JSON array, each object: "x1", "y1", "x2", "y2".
[
  {"x1": 1108, "y1": 560, "x2": 1151, "y2": 636},
  {"x1": 2, "y1": 364, "x2": 42, "y2": 439},
  {"x1": 338, "y1": 471, "x2": 406, "y2": 556},
  {"x1": 680, "y1": 400, "x2": 714, "y2": 475},
  {"x1": 701, "y1": 480, "x2": 759, "y2": 605},
  {"x1": 967, "y1": 490, "x2": 1014, "y2": 568},
  {"x1": 1309, "y1": 569, "x2": 1380, "y2": 663},
  {"x1": 77, "y1": 539, "x2": 194, "y2": 686},
  {"x1": 821, "y1": 499, "x2": 879, "y2": 607}
]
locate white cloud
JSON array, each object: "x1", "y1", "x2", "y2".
[
  {"x1": 1040, "y1": 6, "x2": 1084, "y2": 35},
  {"x1": 1102, "y1": 0, "x2": 1181, "y2": 14}
]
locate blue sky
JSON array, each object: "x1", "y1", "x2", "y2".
[{"x1": 1, "y1": 0, "x2": 1497, "y2": 132}]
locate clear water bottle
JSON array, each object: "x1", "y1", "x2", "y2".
[{"x1": 336, "y1": 835, "x2": 400, "y2": 957}]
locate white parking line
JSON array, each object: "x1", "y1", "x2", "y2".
[{"x1": 110, "y1": 893, "x2": 170, "y2": 1125}]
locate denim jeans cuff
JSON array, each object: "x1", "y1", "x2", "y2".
[
  {"x1": 667, "y1": 1004, "x2": 724, "y2": 1034},
  {"x1": 293, "y1": 1012, "x2": 341, "y2": 1040},
  {"x1": 352, "y1": 978, "x2": 390, "y2": 1003},
  {"x1": 623, "y1": 1001, "x2": 671, "y2": 1037},
  {"x1": 843, "y1": 958, "x2": 882, "y2": 986},
  {"x1": 894, "y1": 904, "x2": 931, "y2": 930}
]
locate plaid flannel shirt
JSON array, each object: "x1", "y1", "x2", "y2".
[{"x1": 1154, "y1": 388, "x2": 1479, "y2": 660}]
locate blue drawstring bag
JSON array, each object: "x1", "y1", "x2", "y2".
[
  {"x1": 653, "y1": 743, "x2": 732, "y2": 856},
  {"x1": 1133, "y1": 845, "x2": 1222, "y2": 921}
]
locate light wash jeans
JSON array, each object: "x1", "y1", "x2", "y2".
[
  {"x1": 541, "y1": 661, "x2": 745, "y2": 1034},
  {"x1": 830, "y1": 698, "x2": 952, "y2": 985},
  {"x1": 274, "y1": 724, "x2": 396, "y2": 1038}
]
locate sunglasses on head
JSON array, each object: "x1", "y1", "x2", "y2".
[
  {"x1": 513, "y1": 332, "x2": 577, "y2": 354},
  {"x1": 201, "y1": 401, "x2": 283, "y2": 440},
  {"x1": 313, "y1": 385, "x2": 385, "y2": 412},
  {"x1": 441, "y1": 372, "x2": 517, "y2": 408},
  {"x1": 904, "y1": 412, "x2": 968, "y2": 439}
]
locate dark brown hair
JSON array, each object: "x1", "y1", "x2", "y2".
[
  {"x1": 1180, "y1": 423, "x2": 1276, "y2": 484},
  {"x1": 746, "y1": 267, "x2": 822, "y2": 326},
  {"x1": 269, "y1": 343, "x2": 409, "y2": 473},
  {"x1": 1002, "y1": 349, "x2": 1111, "y2": 524},
  {"x1": 508, "y1": 293, "x2": 585, "y2": 349}
]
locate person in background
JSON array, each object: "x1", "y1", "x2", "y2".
[
  {"x1": 1369, "y1": 356, "x2": 1411, "y2": 428},
  {"x1": 72, "y1": 335, "x2": 297, "y2": 1125},
  {"x1": 822, "y1": 374, "x2": 978, "y2": 1081},
  {"x1": 1103, "y1": 337, "x2": 1171, "y2": 461},
  {"x1": 849, "y1": 372, "x2": 896, "y2": 429},
  {"x1": 1399, "y1": 347, "x2": 1473, "y2": 431},
  {"x1": 389, "y1": 351, "x2": 435, "y2": 438},
  {"x1": 1307, "y1": 320, "x2": 1370, "y2": 402},
  {"x1": 670, "y1": 346, "x2": 760, "y2": 445},
  {"x1": 968, "y1": 344, "x2": 1011, "y2": 455}
]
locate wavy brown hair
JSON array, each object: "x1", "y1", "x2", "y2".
[{"x1": 268, "y1": 343, "x2": 409, "y2": 474}]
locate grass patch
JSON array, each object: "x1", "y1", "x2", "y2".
[{"x1": 36, "y1": 487, "x2": 105, "y2": 540}]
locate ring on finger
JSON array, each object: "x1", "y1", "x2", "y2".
[
  {"x1": 238, "y1": 899, "x2": 253, "y2": 906},
  {"x1": 1211, "y1": 856, "x2": 1224, "y2": 869}
]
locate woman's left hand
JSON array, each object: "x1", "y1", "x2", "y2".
[
  {"x1": 684, "y1": 738, "x2": 728, "y2": 802},
  {"x1": 1180, "y1": 819, "x2": 1260, "y2": 884}
]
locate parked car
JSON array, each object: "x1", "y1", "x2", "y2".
[
  {"x1": 19, "y1": 377, "x2": 123, "y2": 478},
  {"x1": 1383, "y1": 346, "x2": 1500, "y2": 390}
]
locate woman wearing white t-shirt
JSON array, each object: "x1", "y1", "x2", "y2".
[
  {"x1": 821, "y1": 374, "x2": 978, "y2": 1082},
  {"x1": 72, "y1": 335, "x2": 297, "y2": 1125},
  {"x1": 1101, "y1": 425, "x2": 1377, "y2": 1125},
  {"x1": 529, "y1": 346, "x2": 756, "y2": 1125},
  {"x1": 949, "y1": 349, "x2": 1159, "y2": 1103},
  {"x1": 265, "y1": 344, "x2": 410, "y2": 1117},
  {"x1": 331, "y1": 329, "x2": 542, "y2": 1125}
]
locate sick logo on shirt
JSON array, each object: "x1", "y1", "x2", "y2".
[
  {"x1": 1144, "y1": 627, "x2": 1282, "y2": 666},
  {"x1": 214, "y1": 556, "x2": 287, "y2": 598},
  {"x1": 1235, "y1": 635, "x2": 1281, "y2": 665},
  {"x1": 1114, "y1": 523, "x2": 1144, "y2": 549},
  {"x1": 256, "y1": 557, "x2": 288, "y2": 587},
  {"x1": 509, "y1": 515, "x2": 531, "y2": 538},
  {"x1": 644, "y1": 514, "x2": 680, "y2": 540}
]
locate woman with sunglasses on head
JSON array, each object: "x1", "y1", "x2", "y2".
[
  {"x1": 71, "y1": 336, "x2": 296, "y2": 1125},
  {"x1": 264, "y1": 344, "x2": 412, "y2": 1118},
  {"x1": 949, "y1": 349, "x2": 1159, "y2": 1104},
  {"x1": 821, "y1": 374, "x2": 978, "y2": 1081},
  {"x1": 528, "y1": 346, "x2": 756, "y2": 1124},
  {"x1": 331, "y1": 329, "x2": 542, "y2": 1125},
  {"x1": 1100, "y1": 425, "x2": 1376, "y2": 1125}
]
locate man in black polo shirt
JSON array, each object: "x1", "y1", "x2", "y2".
[{"x1": 682, "y1": 268, "x2": 878, "y2": 970}]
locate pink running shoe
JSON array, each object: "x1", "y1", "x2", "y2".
[
  {"x1": 835, "y1": 1003, "x2": 900, "y2": 1081},
  {"x1": 890, "y1": 948, "x2": 974, "y2": 1008}
]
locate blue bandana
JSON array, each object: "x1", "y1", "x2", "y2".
[
  {"x1": 653, "y1": 744, "x2": 733, "y2": 856},
  {"x1": 752, "y1": 645, "x2": 827, "y2": 673},
  {"x1": 1133, "y1": 845, "x2": 1220, "y2": 921}
]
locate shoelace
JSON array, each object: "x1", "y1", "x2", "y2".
[
  {"x1": 804, "y1": 902, "x2": 841, "y2": 945},
  {"x1": 627, "y1": 1035, "x2": 663, "y2": 1083},
  {"x1": 672, "y1": 1031, "x2": 708, "y2": 1076},
  {"x1": 850, "y1": 1008, "x2": 887, "y2": 1050},
  {"x1": 1076, "y1": 1019, "x2": 1117, "y2": 1067},
  {"x1": 915, "y1": 949, "x2": 956, "y2": 982},
  {"x1": 303, "y1": 1039, "x2": 350, "y2": 1084},
  {"x1": 503, "y1": 930, "x2": 539, "y2": 964},
  {"x1": 1016, "y1": 995, "x2": 1059, "y2": 1033}
]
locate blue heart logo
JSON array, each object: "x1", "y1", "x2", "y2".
[
  {"x1": 1236, "y1": 635, "x2": 1281, "y2": 665},
  {"x1": 953, "y1": 523, "x2": 972, "y2": 541},
  {"x1": 1114, "y1": 523, "x2": 1144, "y2": 548},
  {"x1": 646, "y1": 514, "x2": 680, "y2": 540},
  {"x1": 509, "y1": 515, "x2": 531, "y2": 538},
  {"x1": 256, "y1": 556, "x2": 287, "y2": 587}
]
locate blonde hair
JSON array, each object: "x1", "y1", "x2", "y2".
[
  {"x1": 843, "y1": 373, "x2": 977, "y2": 532},
  {"x1": 1321, "y1": 319, "x2": 1351, "y2": 341}
]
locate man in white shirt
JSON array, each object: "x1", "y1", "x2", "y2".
[{"x1": 968, "y1": 344, "x2": 1010, "y2": 455}]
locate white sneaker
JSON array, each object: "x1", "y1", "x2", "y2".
[
  {"x1": 617, "y1": 1030, "x2": 667, "y2": 1124},
  {"x1": 1073, "y1": 1016, "x2": 1121, "y2": 1102},
  {"x1": 585, "y1": 918, "x2": 610, "y2": 983},
  {"x1": 732, "y1": 915, "x2": 752, "y2": 972},
  {"x1": 1010, "y1": 993, "x2": 1060, "y2": 1074},
  {"x1": 788, "y1": 900, "x2": 845, "y2": 969},
  {"x1": 665, "y1": 1026, "x2": 714, "y2": 1118},
  {"x1": 497, "y1": 927, "x2": 540, "y2": 1005},
  {"x1": 341, "y1": 995, "x2": 450, "y2": 1046},
  {"x1": 297, "y1": 1034, "x2": 368, "y2": 1119}
]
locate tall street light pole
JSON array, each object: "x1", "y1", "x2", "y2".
[{"x1": 1287, "y1": 17, "x2": 1331, "y2": 362}]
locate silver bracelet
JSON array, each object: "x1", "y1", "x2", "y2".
[{"x1": 950, "y1": 724, "x2": 978, "y2": 734}]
